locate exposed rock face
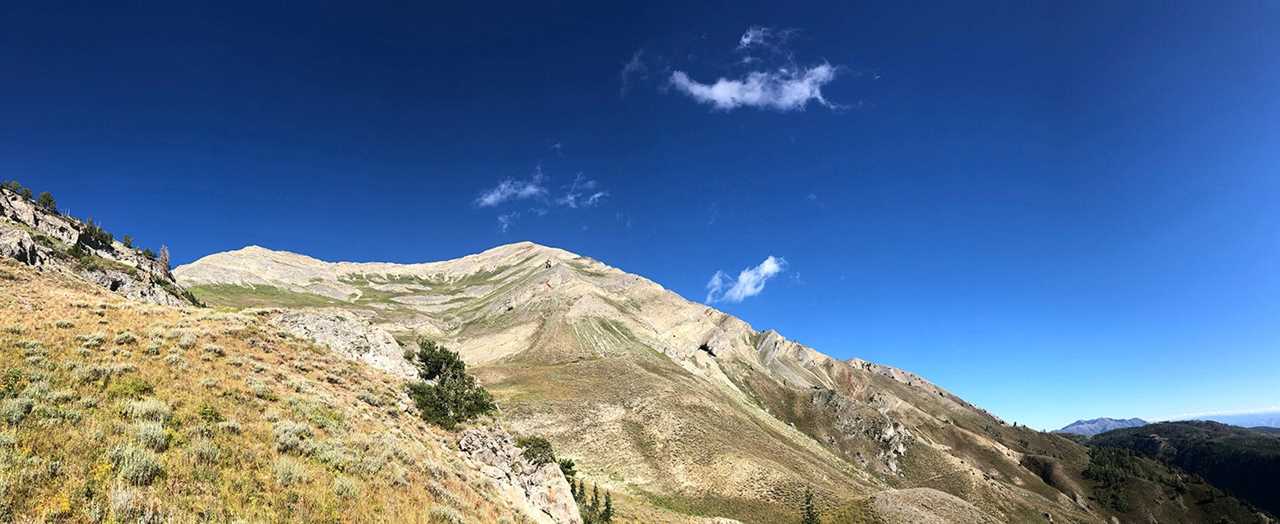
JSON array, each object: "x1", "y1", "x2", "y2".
[
  {"x1": 270, "y1": 309, "x2": 415, "y2": 378},
  {"x1": 0, "y1": 187, "x2": 194, "y2": 306},
  {"x1": 457, "y1": 426, "x2": 581, "y2": 524}
]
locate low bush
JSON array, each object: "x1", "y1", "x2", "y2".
[{"x1": 108, "y1": 444, "x2": 164, "y2": 486}]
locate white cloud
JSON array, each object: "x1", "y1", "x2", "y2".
[
  {"x1": 620, "y1": 49, "x2": 648, "y2": 97},
  {"x1": 670, "y1": 63, "x2": 836, "y2": 111},
  {"x1": 558, "y1": 173, "x2": 608, "y2": 208},
  {"x1": 497, "y1": 212, "x2": 519, "y2": 233},
  {"x1": 705, "y1": 256, "x2": 788, "y2": 303},
  {"x1": 476, "y1": 166, "x2": 547, "y2": 207},
  {"x1": 738, "y1": 27, "x2": 771, "y2": 50}
]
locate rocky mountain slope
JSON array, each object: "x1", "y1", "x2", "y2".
[
  {"x1": 1056, "y1": 418, "x2": 1149, "y2": 437},
  {"x1": 175, "y1": 241, "x2": 1270, "y2": 523},
  {"x1": 0, "y1": 257, "x2": 579, "y2": 523},
  {"x1": 0, "y1": 186, "x2": 195, "y2": 306}
]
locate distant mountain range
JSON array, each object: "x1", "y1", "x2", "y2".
[
  {"x1": 1056, "y1": 417, "x2": 1148, "y2": 436},
  {"x1": 1194, "y1": 409, "x2": 1280, "y2": 429}
]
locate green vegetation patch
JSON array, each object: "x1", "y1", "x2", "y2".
[{"x1": 188, "y1": 284, "x2": 342, "y2": 309}]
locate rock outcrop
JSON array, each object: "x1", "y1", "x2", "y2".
[
  {"x1": 0, "y1": 187, "x2": 194, "y2": 306},
  {"x1": 270, "y1": 309, "x2": 415, "y2": 378},
  {"x1": 457, "y1": 426, "x2": 581, "y2": 524}
]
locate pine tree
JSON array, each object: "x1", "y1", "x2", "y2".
[
  {"x1": 36, "y1": 192, "x2": 56, "y2": 212},
  {"x1": 590, "y1": 483, "x2": 600, "y2": 514},
  {"x1": 801, "y1": 488, "x2": 820, "y2": 524},
  {"x1": 601, "y1": 491, "x2": 614, "y2": 522}
]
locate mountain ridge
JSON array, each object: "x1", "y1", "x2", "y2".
[
  {"x1": 1056, "y1": 417, "x2": 1149, "y2": 437},
  {"x1": 176, "y1": 242, "x2": 1103, "y2": 522}
]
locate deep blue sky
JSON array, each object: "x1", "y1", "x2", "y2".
[{"x1": 4, "y1": 2, "x2": 1278, "y2": 430}]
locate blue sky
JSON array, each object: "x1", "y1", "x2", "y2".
[{"x1": 3, "y1": 2, "x2": 1278, "y2": 430}]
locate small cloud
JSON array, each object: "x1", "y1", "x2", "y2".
[
  {"x1": 806, "y1": 192, "x2": 825, "y2": 208},
  {"x1": 670, "y1": 64, "x2": 837, "y2": 112},
  {"x1": 620, "y1": 49, "x2": 648, "y2": 97},
  {"x1": 476, "y1": 166, "x2": 547, "y2": 207},
  {"x1": 558, "y1": 173, "x2": 608, "y2": 208},
  {"x1": 706, "y1": 256, "x2": 788, "y2": 303},
  {"x1": 737, "y1": 27, "x2": 770, "y2": 50},
  {"x1": 550, "y1": 142, "x2": 564, "y2": 156},
  {"x1": 497, "y1": 212, "x2": 520, "y2": 233}
]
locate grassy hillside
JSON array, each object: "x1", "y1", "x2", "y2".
[
  {"x1": 1090, "y1": 421, "x2": 1280, "y2": 517},
  {"x1": 0, "y1": 259, "x2": 519, "y2": 523}
]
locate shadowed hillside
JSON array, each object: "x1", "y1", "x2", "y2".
[{"x1": 1091, "y1": 421, "x2": 1280, "y2": 517}]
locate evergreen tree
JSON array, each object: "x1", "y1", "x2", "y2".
[
  {"x1": 801, "y1": 488, "x2": 820, "y2": 524},
  {"x1": 601, "y1": 491, "x2": 613, "y2": 522},
  {"x1": 36, "y1": 192, "x2": 56, "y2": 212},
  {"x1": 590, "y1": 483, "x2": 600, "y2": 514}
]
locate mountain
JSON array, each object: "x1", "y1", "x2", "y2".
[
  {"x1": 1056, "y1": 418, "x2": 1149, "y2": 437},
  {"x1": 173, "y1": 242, "x2": 1268, "y2": 523},
  {"x1": 1091, "y1": 420, "x2": 1280, "y2": 517}
]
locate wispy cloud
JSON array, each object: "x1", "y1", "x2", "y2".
[
  {"x1": 670, "y1": 64, "x2": 836, "y2": 111},
  {"x1": 706, "y1": 256, "x2": 788, "y2": 303},
  {"x1": 620, "y1": 49, "x2": 648, "y2": 97},
  {"x1": 670, "y1": 26, "x2": 839, "y2": 112},
  {"x1": 476, "y1": 166, "x2": 547, "y2": 207},
  {"x1": 497, "y1": 212, "x2": 519, "y2": 233},
  {"x1": 558, "y1": 173, "x2": 608, "y2": 208}
]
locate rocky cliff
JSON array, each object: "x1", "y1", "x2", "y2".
[{"x1": 0, "y1": 187, "x2": 195, "y2": 306}]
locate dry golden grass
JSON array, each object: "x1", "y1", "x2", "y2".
[{"x1": 0, "y1": 260, "x2": 525, "y2": 523}]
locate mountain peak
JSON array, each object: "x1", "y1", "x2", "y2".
[{"x1": 1057, "y1": 416, "x2": 1149, "y2": 436}]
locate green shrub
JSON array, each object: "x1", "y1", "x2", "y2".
[
  {"x1": 135, "y1": 422, "x2": 169, "y2": 451},
  {"x1": 1, "y1": 398, "x2": 33, "y2": 425},
  {"x1": 197, "y1": 403, "x2": 224, "y2": 423},
  {"x1": 273, "y1": 457, "x2": 310, "y2": 486},
  {"x1": 108, "y1": 443, "x2": 163, "y2": 486},
  {"x1": 273, "y1": 420, "x2": 314, "y2": 455},
  {"x1": 115, "y1": 331, "x2": 138, "y2": 345},
  {"x1": 405, "y1": 339, "x2": 495, "y2": 430},
  {"x1": 108, "y1": 377, "x2": 153, "y2": 399},
  {"x1": 120, "y1": 399, "x2": 171, "y2": 423},
  {"x1": 189, "y1": 437, "x2": 219, "y2": 465},
  {"x1": 516, "y1": 435, "x2": 556, "y2": 466},
  {"x1": 333, "y1": 476, "x2": 360, "y2": 500}
]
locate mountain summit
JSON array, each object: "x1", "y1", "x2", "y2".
[{"x1": 1056, "y1": 418, "x2": 1149, "y2": 437}]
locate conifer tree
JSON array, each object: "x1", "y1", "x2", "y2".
[
  {"x1": 802, "y1": 488, "x2": 820, "y2": 524},
  {"x1": 601, "y1": 491, "x2": 614, "y2": 522},
  {"x1": 590, "y1": 483, "x2": 600, "y2": 514}
]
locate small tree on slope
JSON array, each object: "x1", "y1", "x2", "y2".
[{"x1": 405, "y1": 339, "x2": 495, "y2": 429}]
